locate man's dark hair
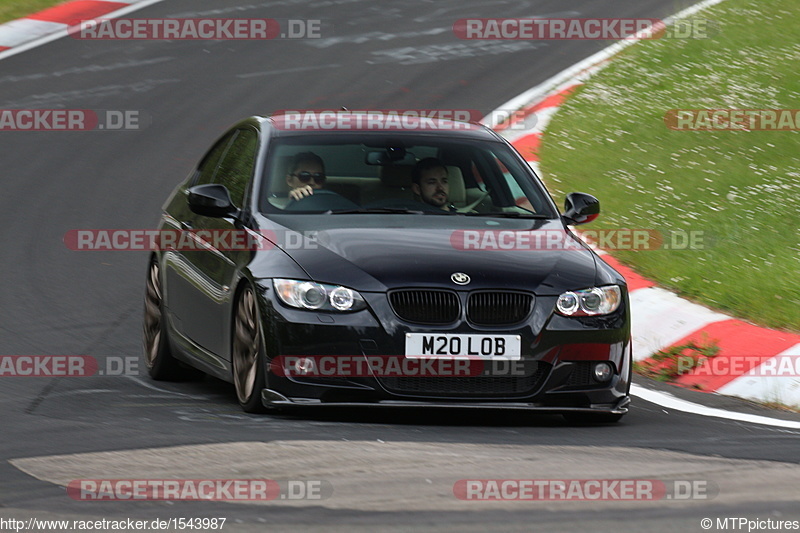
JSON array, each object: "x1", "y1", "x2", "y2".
[
  {"x1": 289, "y1": 151, "x2": 325, "y2": 174},
  {"x1": 411, "y1": 157, "x2": 448, "y2": 184}
]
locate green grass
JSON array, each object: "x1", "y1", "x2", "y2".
[
  {"x1": 539, "y1": 0, "x2": 800, "y2": 332},
  {"x1": 0, "y1": 0, "x2": 65, "y2": 24},
  {"x1": 634, "y1": 339, "x2": 720, "y2": 384}
]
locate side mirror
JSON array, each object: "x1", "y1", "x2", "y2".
[
  {"x1": 563, "y1": 192, "x2": 600, "y2": 225},
  {"x1": 187, "y1": 184, "x2": 236, "y2": 218}
]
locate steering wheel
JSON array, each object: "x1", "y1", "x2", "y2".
[
  {"x1": 457, "y1": 189, "x2": 492, "y2": 213},
  {"x1": 288, "y1": 188, "x2": 340, "y2": 201},
  {"x1": 284, "y1": 189, "x2": 359, "y2": 211}
]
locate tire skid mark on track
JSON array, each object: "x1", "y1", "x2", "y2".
[
  {"x1": 23, "y1": 378, "x2": 63, "y2": 415},
  {"x1": 303, "y1": 10, "x2": 580, "y2": 49},
  {"x1": 1, "y1": 79, "x2": 180, "y2": 107},
  {"x1": 23, "y1": 305, "x2": 140, "y2": 415},
  {"x1": 237, "y1": 63, "x2": 342, "y2": 79},
  {"x1": 367, "y1": 41, "x2": 547, "y2": 66},
  {"x1": 0, "y1": 57, "x2": 175, "y2": 86}
]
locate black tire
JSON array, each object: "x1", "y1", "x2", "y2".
[
  {"x1": 231, "y1": 284, "x2": 269, "y2": 413},
  {"x1": 142, "y1": 258, "x2": 182, "y2": 380}
]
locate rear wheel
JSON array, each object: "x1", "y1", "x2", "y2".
[
  {"x1": 143, "y1": 258, "x2": 181, "y2": 380},
  {"x1": 232, "y1": 284, "x2": 268, "y2": 413}
]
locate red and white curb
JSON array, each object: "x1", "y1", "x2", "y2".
[
  {"x1": 487, "y1": 0, "x2": 800, "y2": 409},
  {"x1": 0, "y1": 0, "x2": 164, "y2": 60}
]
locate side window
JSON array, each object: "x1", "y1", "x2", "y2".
[
  {"x1": 195, "y1": 132, "x2": 237, "y2": 186},
  {"x1": 215, "y1": 129, "x2": 258, "y2": 208}
]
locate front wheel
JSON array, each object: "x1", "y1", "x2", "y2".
[{"x1": 232, "y1": 284, "x2": 268, "y2": 413}]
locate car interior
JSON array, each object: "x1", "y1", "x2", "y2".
[{"x1": 261, "y1": 140, "x2": 547, "y2": 215}]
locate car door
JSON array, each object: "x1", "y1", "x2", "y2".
[
  {"x1": 180, "y1": 127, "x2": 259, "y2": 358},
  {"x1": 164, "y1": 130, "x2": 237, "y2": 345}
]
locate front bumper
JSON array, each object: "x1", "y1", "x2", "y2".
[{"x1": 256, "y1": 282, "x2": 633, "y2": 411}]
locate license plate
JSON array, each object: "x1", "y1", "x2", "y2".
[{"x1": 405, "y1": 333, "x2": 521, "y2": 360}]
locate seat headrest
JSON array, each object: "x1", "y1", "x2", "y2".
[
  {"x1": 447, "y1": 165, "x2": 465, "y2": 205},
  {"x1": 269, "y1": 155, "x2": 295, "y2": 195}
]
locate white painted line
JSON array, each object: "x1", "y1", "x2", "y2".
[
  {"x1": 717, "y1": 344, "x2": 800, "y2": 408},
  {"x1": 0, "y1": 19, "x2": 64, "y2": 47},
  {"x1": 629, "y1": 287, "x2": 729, "y2": 360},
  {"x1": 0, "y1": 0, "x2": 167, "y2": 62},
  {"x1": 631, "y1": 383, "x2": 800, "y2": 429}
]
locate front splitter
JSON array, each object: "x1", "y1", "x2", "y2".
[{"x1": 262, "y1": 388, "x2": 631, "y2": 414}]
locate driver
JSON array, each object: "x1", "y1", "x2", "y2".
[
  {"x1": 287, "y1": 151, "x2": 326, "y2": 201},
  {"x1": 411, "y1": 157, "x2": 454, "y2": 211}
]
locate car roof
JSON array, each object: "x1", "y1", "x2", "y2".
[{"x1": 252, "y1": 112, "x2": 505, "y2": 142}]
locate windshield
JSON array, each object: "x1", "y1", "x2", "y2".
[{"x1": 258, "y1": 133, "x2": 558, "y2": 218}]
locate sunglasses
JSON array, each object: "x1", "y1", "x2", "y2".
[{"x1": 291, "y1": 171, "x2": 327, "y2": 184}]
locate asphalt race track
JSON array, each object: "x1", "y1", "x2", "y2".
[{"x1": 1, "y1": 1, "x2": 799, "y2": 531}]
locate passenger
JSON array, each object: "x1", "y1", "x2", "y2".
[{"x1": 287, "y1": 151, "x2": 326, "y2": 201}]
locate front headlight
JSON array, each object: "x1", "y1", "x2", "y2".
[
  {"x1": 555, "y1": 285, "x2": 621, "y2": 316},
  {"x1": 273, "y1": 279, "x2": 367, "y2": 312}
]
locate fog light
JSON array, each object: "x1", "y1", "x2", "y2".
[
  {"x1": 293, "y1": 357, "x2": 317, "y2": 376},
  {"x1": 593, "y1": 362, "x2": 613, "y2": 382}
]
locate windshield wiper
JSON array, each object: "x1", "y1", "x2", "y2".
[
  {"x1": 465, "y1": 212, "x2": 551, "y2": 218},
  {"x1": 329, "y1": 207, "x2": 425, "y2": 214}
]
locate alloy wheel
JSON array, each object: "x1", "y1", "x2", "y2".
[{"x1": 232, "y1": 286, "x2": 260, "y2": 404}]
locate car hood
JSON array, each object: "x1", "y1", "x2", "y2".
[{"x1": 252, "y1": 216, "x2": 598, "y2": 295}]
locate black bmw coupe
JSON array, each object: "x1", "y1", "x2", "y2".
[{"x1": 143, "y1": 112, "x2": 632, "y2": 422}]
